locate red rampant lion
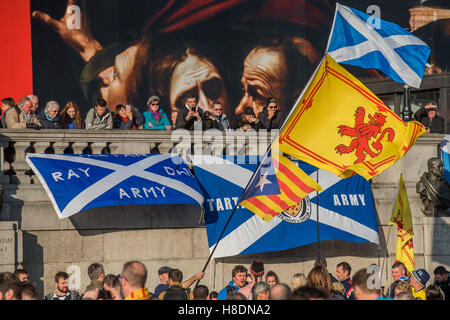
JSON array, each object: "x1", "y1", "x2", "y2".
[{"x1": 335, "y1": 107, "x2": 395, "y2": 164}]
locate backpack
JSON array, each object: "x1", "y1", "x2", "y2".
[{"x1": 163, "y1": 285, "x2": 189, "y2": 300}]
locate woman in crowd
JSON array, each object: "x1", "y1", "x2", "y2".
[
  {"x1": 113, "y1": 104, "x2": 137, "y2": 129},
  {"x1": 38, "y1": 101, "x2": 62, "y2": 129},
  {"x1": 306, "y1": 265, "x2": 345, "y2": 300},
  {"x1": 143, "y1": 96, "x2": 171, "y2": 130},
  {"x1": 291, "y1": 273, "x2": 307, "y2": 291},
  {"x1": 61, "y1": 101, "x2": 84, "y2": 129},
  {"x1": 265, "y1": 271, "x2": 280, "y2": 288}
]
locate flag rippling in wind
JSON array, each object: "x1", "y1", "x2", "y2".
[
  {"x1": 389, "y1": 174, "x2": 414, "y2": 275},
  {"x1": 327, "y1": 3, "x2": 431, "y2": 88},
  {"x1": 278, "y1": 54, "x2": 425, "y2": 180},
  {"x1": 238, "y1": 150, "x2": 322, "y2": 222}
]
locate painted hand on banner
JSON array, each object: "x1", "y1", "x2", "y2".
[{"x1": 32, "y1": 0, "x2": 102, "y2": 62}]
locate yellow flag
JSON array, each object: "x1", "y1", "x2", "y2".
[
  {"x1": 390, "y1": 174, "x2": 414, "y2": 275},
  {"x1": 279, "y1": 55, "x2": 425, "y2": 180}
]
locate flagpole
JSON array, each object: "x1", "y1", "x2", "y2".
[
  {"x1": 382, "y1": 225, "x2": 393, "y2": 282},
  {"x1": 194, "y1": 152, "x2": 268, "y2": 288},
  {"x1": 316, "y1": 169, "x2": 321, "y2": 261}
]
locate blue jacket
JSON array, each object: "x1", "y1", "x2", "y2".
[
  {"x1": 143, "y1": 109, "x2": 171, "y2": 130},
  {"x1": 217, "y1": 281, "x2": 242, "y2": 300}
]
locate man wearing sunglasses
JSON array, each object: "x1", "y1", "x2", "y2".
[
  {"x1": 211, "y1": 101, "x2": 230, "y2": 131},
  {"x1": 258, "y1": 98, "x2": 284, "y2": 131}
]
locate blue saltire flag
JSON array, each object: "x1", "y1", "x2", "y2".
[
  {"x1": 327, "y1": 3, "x2": 431, "y2": 88},
  {"x1": 440, "y1": 135, "x2": 450, "y2": 182},
  {"x1": 26, "y1": 153, "x2": 204, "y2": 219},
  {"x1": 193, "y1": 155, "x2": 379, "y2": 258}
]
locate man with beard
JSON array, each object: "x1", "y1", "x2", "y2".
[{"x1": 45, "y1": 271, "x2": 81, "y2": 300}]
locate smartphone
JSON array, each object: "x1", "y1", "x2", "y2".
[{"x1": 126, "y1": 105, "x2": 131, "y2": 113}]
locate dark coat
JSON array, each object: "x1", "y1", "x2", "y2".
[
  {"x1": 233, "y1": 115, "x2": 266, "y2": 131},
  {"x1": 37, "y1": 110, "x2": 62, "y2": 129},
  {"x1": 257, "y1": 108, "x2": 284, "y2": 130},
  {"x1": 413, "y1": 107, "x2": 444, "y2": 133},
  {"x1": 175, "y1": 106, "x2": 204, "y2": 130}
]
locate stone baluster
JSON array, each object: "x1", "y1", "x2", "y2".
[
  {"x1": 0, "y1": 142, "x2": 11, "y2": 184},
  {"x1": 28, "y1": 142, "x2": 52, "y2": 185},
  {"x1": 157, "y1": 141, "x2": 175, "y2": 154},
  {"x1": 11, "y1": 141, "x2": 34, "y2": 185},
  {"x1": 72, "y1": 141, "x2": 90, "y2": 154},
  {"x1": 91, "y1": 141, "x2": 109, "y2": 154},
  {"x1": 108, "y1": 142, "x2": 120, "y2": 155},
  {"x1": 53, "y1": 141, "x2": 70, "y2": 154}
]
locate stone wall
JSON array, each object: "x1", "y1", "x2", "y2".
[{"x1": 0, "y1": 129, "x2": 448, "y2": 297}]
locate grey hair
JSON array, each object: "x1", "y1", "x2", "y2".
[
  {"x1": 17, "y1": 97, "x2": 31, "y2": 109},
  {"x1": 45, "y1": 101, "x2": 60, "y2": 113},
  {"x1": 27, "y1": 94, "x2": 38, "y2": 102},
  {"x1": 87, "y1": 263, "x2": 105, "y2": 281},
  {"x1": 252, "y1": 281, "x2": 270, "y2": 299}
]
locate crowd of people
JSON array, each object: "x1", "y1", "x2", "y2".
[
  {"x1": 0, "y1": 94, "x2": 284, "y2": 132},
  {"x1": 1, "y1": 259, "x2": 448, "y2": 301}
]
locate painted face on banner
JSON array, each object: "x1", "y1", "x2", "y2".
[
  {"x1": 98, "y1": 45, "x2": 138, "y2": 113},
  {"x1": 235, "y1": 46, "x2": 287, "y2": 117},
  {"x1": 169, "y1": 51, "x2": 229, "y2": 114}
]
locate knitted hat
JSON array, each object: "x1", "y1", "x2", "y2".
[
  {"x1": 412, "y1": 269, "x2": 430, "y2": 288},
  {"x1": 250, "y1": 260, "x2": 264, "y2": 276}
]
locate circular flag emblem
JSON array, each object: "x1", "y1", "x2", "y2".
[{"x1": 277, "y1": 196, "x2": 312, "y2": 224}]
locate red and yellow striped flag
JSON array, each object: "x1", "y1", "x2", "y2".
[{"x1": 239, "y1": 149, "x2": 321, "y2": 222}]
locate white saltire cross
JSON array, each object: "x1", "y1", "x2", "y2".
[{"x1": 26, "y1": 153, "x2": 204, "y2": 219}]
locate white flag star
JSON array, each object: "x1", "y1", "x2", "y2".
[{"x1": 255, "y1": 172, "x2": 272, "y2": 192}]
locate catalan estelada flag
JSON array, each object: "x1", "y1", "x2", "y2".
[
  {"x1": 278, "y1": 54, "x2": 425, "y2": 180},
  {"x1": 389, "y1": 174, "x2": 414, "y2": 275},
  {"x1": 239, "y1": 149, "x2": 322, "y2": 222}
]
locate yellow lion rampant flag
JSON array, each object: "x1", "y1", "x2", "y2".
[
  {"x1": 390, "y1": 174, "x2": 414, "y2": 275},
  {"x1": 278, "y1": 55, "x2": 425, "y2": 180}
]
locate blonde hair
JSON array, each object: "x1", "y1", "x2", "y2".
[
  {"x1": 394, "y1": 281, "x2": 413, "y2": 295},
  {"x1": 291, "y1": 273, "x2": 307, "y2": 291}
]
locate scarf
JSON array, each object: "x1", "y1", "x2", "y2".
[
  {"x1": 44, "y1": 110, "x2": 56, "y2": 121},
  {"x1": 150, "y1": 109, "x2": 161, "y2": 123},
  {"x1": 125, "y1": 288, "x2": 152, "y2": 300}
]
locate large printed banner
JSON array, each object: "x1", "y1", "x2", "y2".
[
  {"x1": 1, "y1": 1, "x2": 449, "y2": 123},
  {"x1": 193, "y1": 155, "x2": 379, "y2": 258},
  {"x1": 26, "y1": 153, "x2": 204, "y2": 219}
]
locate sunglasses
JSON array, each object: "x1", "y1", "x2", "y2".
[{"x1": 151, "y1": 103, "x2": 159, "y2": 106}]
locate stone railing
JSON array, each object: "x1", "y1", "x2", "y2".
[{"x1": 0, "y1": 128, "x2": 278, "y2": 185}]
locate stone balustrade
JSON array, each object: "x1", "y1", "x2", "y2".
[{"x1": 0, "y1": 128, "x2": 278, "y2": 185}]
